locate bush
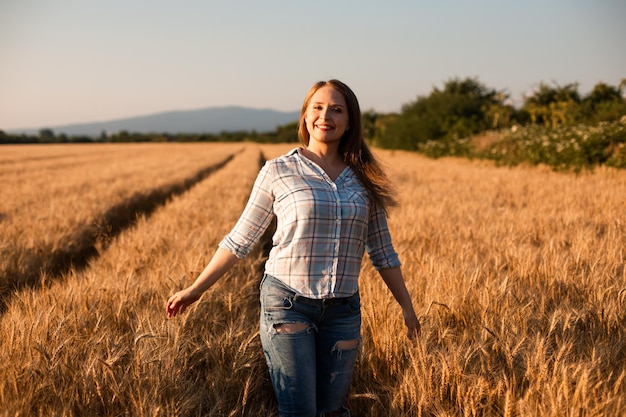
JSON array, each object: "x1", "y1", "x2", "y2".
[{"x1": 480, "y1": 120, "x2": 626, "y2": 171}]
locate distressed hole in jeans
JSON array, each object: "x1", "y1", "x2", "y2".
[
  {"x1": 334, "y1": 339, "x2": 359, "y2": 351},
  {"x1": 274, "y1": 322, "x2": 309, "y2": 334}
]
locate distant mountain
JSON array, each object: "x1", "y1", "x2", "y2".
[{"x1": 9, "y1": 106, "x2": 300, "y2": 137}]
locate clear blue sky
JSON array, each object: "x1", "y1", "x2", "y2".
[{"x1": 1, "y1": 0, "x2": 624, "y2": 130}]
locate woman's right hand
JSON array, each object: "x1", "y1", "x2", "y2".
[
  {"x1": 166, "y1": 248, "x2": 240, "y2": 318},
  {"x1": 166, "y1": 287, "x2": 202, "y2": 318}
]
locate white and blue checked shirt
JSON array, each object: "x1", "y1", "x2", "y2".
[{"x1": 219, "y1": 148, "x2": 400, "y2": 298}]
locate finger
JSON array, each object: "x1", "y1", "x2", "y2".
[
  {"x1": 407, "y1": 325, "x2": 420, "y2": 340},
  {"x1": 168, "y1": 292, "x2": 180, "y2": 304},
  {"x1": 167, "y1": 299, "x2": 179, "y2": 317}
]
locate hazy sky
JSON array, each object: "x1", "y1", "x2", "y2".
[{"x1": 1, "y1": 0, "x2": 624, "y2": 130}]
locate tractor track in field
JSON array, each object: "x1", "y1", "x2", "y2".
[{"x1": 0, "y1": 151, "x2": 240, "y2": 313}]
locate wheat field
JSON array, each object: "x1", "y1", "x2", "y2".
[{"x1": 0, "y1": 142, "x2": 624, "y2": 416}]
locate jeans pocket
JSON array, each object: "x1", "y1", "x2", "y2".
[
  {"x1": 261, "y1": 275, "x2": 295, "y2": 311},
  {"x1": 263, "y1": 293, "x2": 294, "y2": 312}
]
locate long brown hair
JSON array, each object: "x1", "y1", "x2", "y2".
[{"x1": 297, "y1": 79, "x2": 398, "y2": 215}]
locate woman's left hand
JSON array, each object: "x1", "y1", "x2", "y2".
[{"x1": 403, "y1": 308, "x2": 421, "y2": 340}]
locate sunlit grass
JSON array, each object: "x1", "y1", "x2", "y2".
[{"x1": 1, "y1": 143, "x2": 625, "y2": 416}]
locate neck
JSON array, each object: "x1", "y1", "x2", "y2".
[
  {"x1": 301, "y1": 144, "x2": 347, "y2": 182},
  {"x1": 305, "y1": 142, "x2": 341, "y2": 163}
]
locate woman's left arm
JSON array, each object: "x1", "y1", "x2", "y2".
[{"x1": 378, "y1": 267, "x2": 420, "y2": 340}]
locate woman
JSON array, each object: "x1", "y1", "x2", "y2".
[{"x1": 167, "y1": 79, "x2": 420, "y2": 417}]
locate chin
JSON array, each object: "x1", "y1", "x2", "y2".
[{"x1": 312, "y1": 135, "x2": 342, "y2": 143}]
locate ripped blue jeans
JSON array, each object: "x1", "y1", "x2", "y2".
[{"x1": 260, "y1": 274, "x2": 361, "y2": 417}]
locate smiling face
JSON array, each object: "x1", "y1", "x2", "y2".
[{"x1": 303, "y1": 85, "x2": 350, "y2": 146}]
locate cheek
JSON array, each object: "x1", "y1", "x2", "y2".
[
  {"x1": 338, "y1": 117, "x2": 349, "y2": 131},
  {"x1": 336, "y1": 112, "x2": 349, "y2": 126},
  {"x1": 304, "y1": 117, "x2": 315, "y2": 133}
]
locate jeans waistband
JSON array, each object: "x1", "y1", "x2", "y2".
[
  {"x1": 293, "y1": 292, "x2": 359, "y2": 307},
  {"x1": 263, "y1": 274, "x2": 359, "y2": 306}
]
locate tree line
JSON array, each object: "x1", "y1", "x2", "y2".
[
  {"x1": 367, "y1": 77, "x2": 626, "y2": 151},
  {"x1": 1, "y1": 78, "x2": 624, "y2": 148},
  {"x1": 0, "y1": 124, "x2": 299, "y2": 145}
]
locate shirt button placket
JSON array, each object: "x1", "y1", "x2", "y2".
[{"x1": 332, "y1": 185, "x2": 341, "y2": 279}]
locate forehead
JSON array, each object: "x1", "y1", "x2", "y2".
[{"x1": 310, "y1": 85, "x2": 347, "y2": 106}]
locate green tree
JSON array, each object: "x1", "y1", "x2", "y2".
[
  {"x1": 522, "y1": 82, "x2": 581, "y2": 126},
  {"x1": 579, "y1": 80, "x2": 626, "y2": 123},
  {"x1": 39, "y1": 128, "x2": 55, "y2": 143},
  {"x1": 273, "y1": 122, "x2": 299, "y2": 143},
  {"x1": 379, "y1": 77, "x2": 508, "y2": 150}
]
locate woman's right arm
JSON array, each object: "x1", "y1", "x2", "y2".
[
  {"x1": 166, "y1": 247, "x2": 239, "y2": 318},
  {"x1": 167, "y1": 161, "x2": 275, "y2": 318}
]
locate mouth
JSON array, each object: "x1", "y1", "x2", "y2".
[{"x1": 315, "y1": 123, "x2": 334, "y2": 131}]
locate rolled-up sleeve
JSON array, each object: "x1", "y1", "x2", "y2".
[
  {"x1": 366, "y1": 204, "x2": 401, "y2": 270},
  {"x1": 218, "y1": 162, "x2": 275, "y2": 258}
]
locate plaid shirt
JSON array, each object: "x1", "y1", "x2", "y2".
[{"x1": 219, "y1": 148, "x2": 400, "y2": 298}]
